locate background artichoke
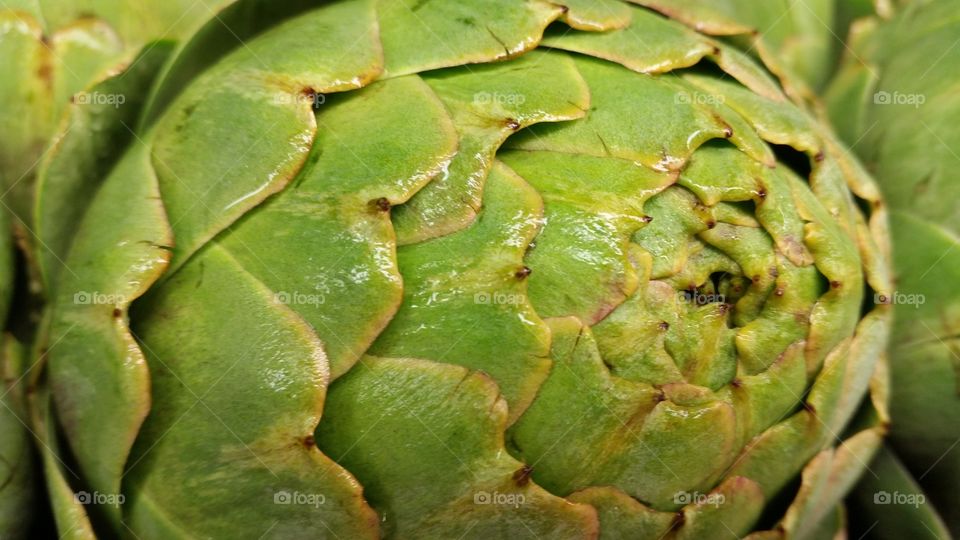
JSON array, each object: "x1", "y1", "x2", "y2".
[
  {"x1": 1, "y1": 0, "x2": 898, "y2": 538},
  {"x1": 826, "y1": 0, "x2": 960, "y2": 537}
]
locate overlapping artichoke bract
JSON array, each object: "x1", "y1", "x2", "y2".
[
  {"x1": 33, "y1": 1, "x2": 892, "y2": 538},
  {"x1": 0, "y1": 0, "x2": 225, "y2": 252}
]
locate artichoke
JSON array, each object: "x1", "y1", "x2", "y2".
[
  {"x1": 3, "y1": 1, "x2": 893, "y2": 538},
  {"x1": 826, "y1": 0, "x2": 960, "y2": 537}
]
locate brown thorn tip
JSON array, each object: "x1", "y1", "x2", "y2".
[
  {"x1": 830, "y1": 280, "x2": 842, "y2": 289},
  {"x1": 814, "y1": 151, "x2": 825, "y2": 162},
  {"x1": 301, "y1": 87, "x2": 324, "y2": 110},
  {"x1": 515, "y1": 266, "x2": 532, "y2": 279},
  {"x1": 505, "y1": 118, "x2": 521, "y2": 130},
  {"x1": 302, "y1": 435, "x2": 315, "y2": 448},
  {"x1": 512, "y1": 465, "x2": 533, "y2": 486},
  {"x1": 373, "y1": 197, "x2": 391, "y2": 212},
  {"x1": 658, "y1": 321, "x2": 670, "y2": 331},
  {"x1": 642, "y1": 215, "x2": 654, "y2": 223},
  {"x1": 112, "y1": 308, "x2": 122, "y2": 318}
]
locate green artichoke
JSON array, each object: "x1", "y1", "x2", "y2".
[
  {"x1": 4, "y1": 1, "x2": 893, "y2": 538},
  {"x1": 826, "y1": 0, "x2": 960, "y2": 537}
]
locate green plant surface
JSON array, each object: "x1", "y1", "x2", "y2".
[
  {"x1": 8, "y1": 1, "x2": 895, "y2": 538},
  {"x1": 825, "y1": 1, "x2": 960, "y2": 536}
]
